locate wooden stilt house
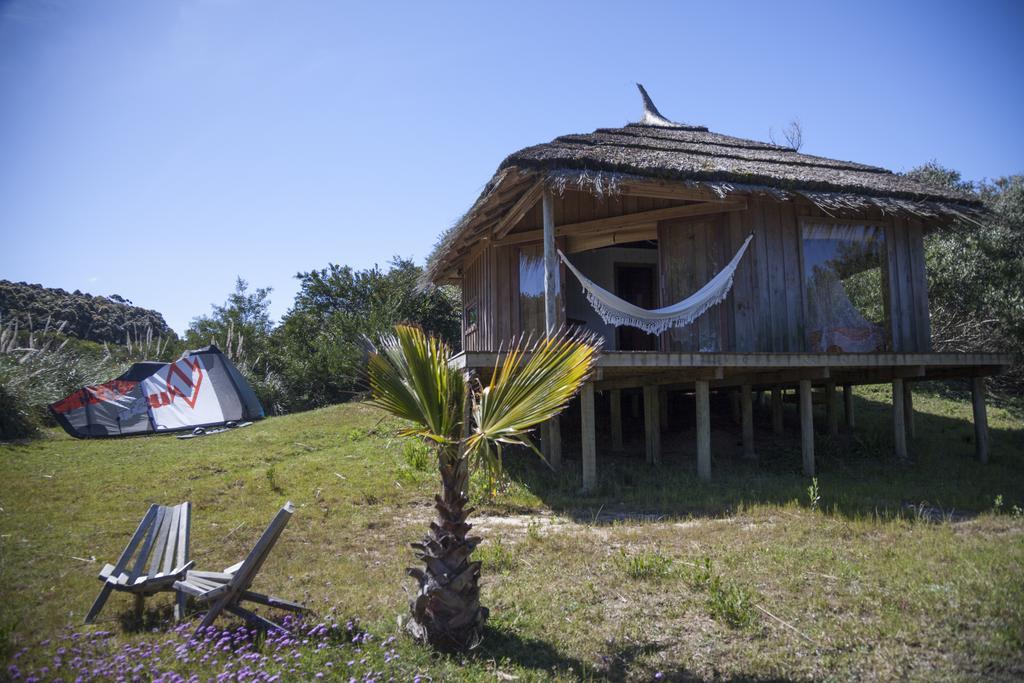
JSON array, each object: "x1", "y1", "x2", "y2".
[{"x1": 425, "y1": 85, "x2": 1011, "y2": 490}]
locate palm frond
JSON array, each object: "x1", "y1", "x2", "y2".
[
  {"x1": 467, "y1": 326, "x2": 602, "y2": 469},
  {"x1": 367, "y1": 324, "x2": 465, "y2": 444}
]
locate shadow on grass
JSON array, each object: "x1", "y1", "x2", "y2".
[
  {"x1": 469, "y1": 624, "x2": 588, "y2": 676},
  {"x1": 117, "y1": 602, "x2": 178, "y2": 633},
  {"x1": 472, "y1": 628, "x2": 799, "y2": 682},
  {"x1": 494, "y1": 384, "x2": 1024, "y2": 522},
  {"x1": 652, "y1": 671, "x2": 801, "y2": 683}
]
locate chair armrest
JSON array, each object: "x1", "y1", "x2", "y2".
[
  {"x1": 222, "y1": 560, "x2": 244, "y2": 575},
  {"x1": 169, "y1": 560, "x2": 196, "y2": 578}
]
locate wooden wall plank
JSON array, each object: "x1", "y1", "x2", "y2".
[
  {"x1": 486, "y1": 243, "x2": 497, "y2": 350},
  {"x1": 884, "y1": 222, "x2": 904, "y2": 351},
  {"x1": 905, "y1": 222, "x2": 921, "y2": 352},
  {"x1": 793, "y1": 202, "x2": 813, "y2": 352},
  {"x1": 462, "y1": 252, "x2": 482, "y2": 351},
  {"x1": 749, "y1": 201, "x2": 772, "y2": 352},
  {"x1": 779, "y1": 202, "x2": 804, "y2": 351},
  {"x1": 907, "y1": 219, "x2": 931, "y2": 351},
  {"x1": 713, "y1": 215, "x2": 734, "y2": 351},
  {"x1": 694, "y1": 218, "x2": 713, "y2": 350},
  {"x1": 764, "y1": 201, "x2": 788, "y2": 352},
  {"x1": 889, "y1": 217, "x2": 914, "y2": 351},
  {"x1": 729, "y1": 209, "x2": 755, "y2": 351}
]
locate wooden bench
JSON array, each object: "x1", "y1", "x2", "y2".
[{"x1": 85, "y1": 502, "x2": 193, "y2": 624}]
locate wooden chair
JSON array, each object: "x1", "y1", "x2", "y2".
[
  {"x1": 175, "y1": 501, "x2": 307, "y2": 637},
  {"x1": 85, "y1": 502, "x2": 193, "y2": 624}
]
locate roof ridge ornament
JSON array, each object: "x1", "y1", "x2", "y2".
[
  {"x1": 636, "y1": 83, "x2": 682, "y2": 127},
  {"x1": 637, "y1": 83, "x2": 675, "y2": 126}
]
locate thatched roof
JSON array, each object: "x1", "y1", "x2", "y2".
[{"x1": 426, "y1": 85, "x2": 981, "y2": 283}]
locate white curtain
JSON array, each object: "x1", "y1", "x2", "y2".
[{"x1": 558, "y1": 234, "x2": 754, "y2": 335}]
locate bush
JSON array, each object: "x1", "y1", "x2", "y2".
[
  {"x1": 618, "y1": 549, "x2": 674, "y2": 580},
  {"x1": 0, "y1": 383, "x2": 36, "y2": 440},
  {"x1": 475, "y1": 538, "x2": 518, "y2": 573},
  {"x1": 907, "y1": 165, "x2": 1024, "y2": 394},
  {"x1": 272, "y1": 258, "x2": 460, "y2": 412},
  {"x1": 402, "y1": 440, "x2": 432, "y2": 471}
]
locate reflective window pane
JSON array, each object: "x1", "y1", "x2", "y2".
[{"x1": 802, "y1": 223, "x2": 890, "y2": 352}]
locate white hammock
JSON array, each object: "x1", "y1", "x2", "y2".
[{"x1": 558, "y1": 233, "x2": 754, "y2": 335}]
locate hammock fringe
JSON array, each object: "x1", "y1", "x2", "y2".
[
  {"x1": 560, "y1": 234, "x2": 754, "y2": 335},
  {"x1": 582, "y1": 271, "x2": 738, "y2": 336}
]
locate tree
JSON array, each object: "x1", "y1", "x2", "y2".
[
  {"x1": 185, "y1": 278, "x2": 286, "y2": 413},
  {"x1": 367, "y1": 325, "x2": 601, "y2": 651},
  {"x1": 273, "y1": 258, "x2": 460, "y2": 410},
  {"x1": 906, "y1": 163, "x2": 1024, "y2": 391},
  {"x1": 186, "y1": 277, "x2": 274, "y2": 362},
  {"x1": 769, "y1": 118, "x2": 803, "y2": 151}
]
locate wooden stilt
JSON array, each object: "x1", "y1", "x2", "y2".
[
  {"x1": 610, "y1": 388, "x2": 624, "y2": 452},
  {"x1": 843, "y1": 384, "x2": 854, "y2": 429},
  {"x1": 541, "y1": 190, "x2": 562, "y2": 471},
  {"x1": 892, "y1": 379, "x2": 907, "y2": 462},
  {"x1": 730, "y1": 390, "x2": 741, "y2": 424},
  {"x1": 903, "y1": 382, "x2": 915, "y2": 440},
  {"x1": 826, "y1": 381, "x2": 839, "y2": 436},
  {"x1": 741, "y1": 384, "x2": 756, "y2": 460},
  {"x1": 659, "y1": 387, "x2": 669, "y2": 432},
  {"x1": 972, "y1": 377, "x2": 989, "y2": 463},
  {"x1": 581, "y1": 382, "x2": 596, "y2": 493},
  {"x1": 643, "y1": 384, "x2": 661, "y2": 464},
  {"x1": 696, "y1": 380, "x2": 711, "y2": 481},
  {"x1": 771, "y1": 388, "x2": 784, "y2": 435},
  {"x1": 799, "y1": 379, "x2": 814, "y2": 476}
]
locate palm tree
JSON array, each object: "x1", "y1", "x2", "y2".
[{"x1": 368, "y1": 324, "x2": 601, "y2": 651}]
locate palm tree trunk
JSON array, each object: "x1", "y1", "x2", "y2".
[{"x1": 405, "y1": 396, "x2": 488, "y2": 651}]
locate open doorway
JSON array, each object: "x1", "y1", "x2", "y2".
[{"x1": 614, "y1": 263, "x2": 659, "y2": 351}]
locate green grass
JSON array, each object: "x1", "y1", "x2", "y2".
[{"x1": 1, "y1": 386, "x2": 1023, "y2": 681}]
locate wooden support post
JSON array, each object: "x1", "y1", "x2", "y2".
[
  {"x1": 741, "y1": 384, "x2": 756, "y2": 460},
  {"x1": 542, "y1": 190, "x2": 558, "y2": 333},
  {"x1": 610, "y1": 388, "x2": 624, "y2": 452},
  {"x1": 696, "y1": 380, "x2": 711, "y2": 481},
  {"x1": 729, "y1": 390, "x2": 741, "y2": 424},
  {"x1": 799, "y1": 379, "x2": 815, "y2": 476},
  {"x1": 843, "y1": 384, "x2": 854, "y2": 429},
  {"x1": 581, "y1": 382, "x2": 596, "y2": 492},
  {"x1": 771, "y1": 388, "x2": 784, "y2": 435},
  {"x1": 972, "y1": 377, "x2": 989, "y2": 463},
  {"x1": 541, "y1": 190, "x2": 562, "y2": 470},
  {"x1": 543, "y1": 420, "x2": 562, "y2": 471},
  {"x1": 903, "y1": 382, "x2": 915, "y2": 440},
  {"x1": 659, "y1": 387, "x2": 669, "y2": 432},
  {"x1": 826, "y1": 381, "x2": 839, "y2": 437},
  {"x1": 892, "y1": 379, "x2": 907, "y2": 462},
  {"x1": 643, "y1": 384, "x2": 661, "y2": 464}
]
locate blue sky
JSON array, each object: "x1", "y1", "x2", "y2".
[{"x1": 1, "y1": 0, "x2": 1021, "y2": 334}]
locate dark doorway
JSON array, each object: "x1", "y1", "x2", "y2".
[{"x1": 614, "y1": 263, "x2": 659, "y2": 351}]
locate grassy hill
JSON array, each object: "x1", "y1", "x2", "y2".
[{"x1": 1, "y1": 386, "x2": 1022, "y2": 681}]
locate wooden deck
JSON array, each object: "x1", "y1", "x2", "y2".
[
  {"x1": 452, "y1": 350, "x2": 1012, "y2": 491},
  {"x1": 454, "y1": 350, "x2": 1012, "y2": 386}
]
